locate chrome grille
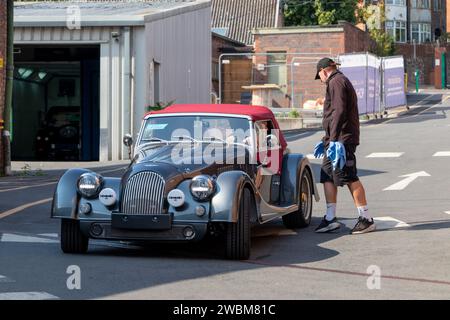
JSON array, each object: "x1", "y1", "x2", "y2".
[{"x1": 121, "y1": 172, "x2": 165, "y2": 215}]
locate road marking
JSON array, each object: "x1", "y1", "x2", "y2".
[
  {"x1": 0, "y1": 233, "x2": 59, "y2": 244},
  {"x1": 383, "y1": 171, "x2": 431, "y2": 191},
  {"x1": 0, "y1": 275, "x2": 15, "y2": 283},
  {"x1": 306, "y1": 154, "x2": 322, "y2": 160},
  {"x1": 433, "y1": 151, "x2": 450, "y2": 157},
  {"x1": 366, "y1": 152, "x2": 404, "y2": 158},
  {"x1": 0, "y1": 292, "x2": 58, "y2": 300},
  {"x1": 373, "y1": 216, "x2": 410, "y2": 230},
  {"x1": 0, "y1": 181, "x2": 57, "y2": 193},
  {"x1": 0, "y1": 198, "x2": 52, "y2": 220},
  {"x1": 445, "y1": 211, "x2": 450, "y2": 215},
  {"x1": 37, "y1": 233, "x2": 58, "y2": 238}
]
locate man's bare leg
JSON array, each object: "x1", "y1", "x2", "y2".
[
  {"x1": 347, "y1": 180, "x2": 367, "y2": 207},
  {"x1": 324, "y1": 181, "x2": 338, "y2": 204}
]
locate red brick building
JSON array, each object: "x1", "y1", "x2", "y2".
[
  {"x1": 252, "y1": 22, "x2": 375, "y2": 108},
  {"x1": 212, "y1": 32, "x2": 252, "y2": 101},
  {"x1": 0, "y1": 1, "x2": 7, "y2": 174}
]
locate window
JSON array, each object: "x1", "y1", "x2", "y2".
[
  {"x1": 433, "y1": 0, "x2": 441, "y2": 10},
  {"x1": 411, "y1": 0, "x2": 430, "y2": 8},
  {"x1": 385, "y1": 0, "x2": 406, "y2": 5},
  {"x1": 411, "y1": 23, "x2": 432, "y2": 43},
  {"x1": 385, "y1": 20, "x2": 406, "y2": 43},
  {"x1": 267, "y1": 52, "x2": 287, "y2": 93}
]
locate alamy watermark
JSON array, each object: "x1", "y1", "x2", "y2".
[
  {"x1": 66, "y1": 265, "x2": 81, "y2": 290},
  {"x1": 366, "y1": 265, "x2": 381, "y2": 290}
]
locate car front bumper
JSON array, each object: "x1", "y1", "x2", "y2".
[{"x1": 79, "y1": 220, "x2": 208, "y2": 242}]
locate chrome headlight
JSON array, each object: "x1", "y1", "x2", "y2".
[
  {"x1": 77, "y1": 173, "x2": 103, "y2": 198},
  {"x1": 190, "y1": 175, "x2": 215, "y2": 201}
]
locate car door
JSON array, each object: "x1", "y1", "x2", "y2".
[{"x1": 254, "y1": 120, "x2": 282, "y2": 211}]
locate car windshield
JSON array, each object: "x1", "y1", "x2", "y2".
[{"x1": 140, "y1": 115, "x2": 251, "y2": 146}]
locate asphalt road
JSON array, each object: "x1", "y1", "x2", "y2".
[{"x1": 1, "y1": 93, "x2": 450, "y2": 300}]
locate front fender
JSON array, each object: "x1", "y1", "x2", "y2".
[
  {"x1": 280, "y1": 154, "x2": 320, "y2": 206},
  {"x1": 210, "y1": 170, "x2": 256, "y2": 223},
  {"x1": 51, "y1": 168, "x2": 92, "y2": 219}
]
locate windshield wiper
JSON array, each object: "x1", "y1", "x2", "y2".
[
  {"x1": 140, "y1": 137, "x2": 169, "y2": 144},
  {"x1": 203, "y1": 136, "x2": 228, "y2": 144},
  {"x1": 172, "y1": 135, "x2": 200, "y2": 143}
]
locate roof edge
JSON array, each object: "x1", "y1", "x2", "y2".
[
  {"x1": 253, "y1": 25, "x2": 345, "y2": 35},
  {"x1": 144, "y1": 0, "x2": 211, "y2": 23}
]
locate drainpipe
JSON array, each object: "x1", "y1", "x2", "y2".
[
  {"x1": 121, "y1": 27, "x2": 131, "y2": 160},
  {"x1": 3, "y1": 0, "x2": 13, "y2": 176}
]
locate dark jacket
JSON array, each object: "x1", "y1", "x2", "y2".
[{"x1": 322, "y1": 70, "x2": 360, "y2": 146}]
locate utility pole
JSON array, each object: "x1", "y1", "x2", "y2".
[{"x1": 3, "y1": 0, "x2": 13, "y2": 175}]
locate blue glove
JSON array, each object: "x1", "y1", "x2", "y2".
[
  {"x1": 326, "y1": 141, "x2": 346, "y2": 171},
  {"x1": 313, "y1": 141, "x2": 324, "y2": 158}
]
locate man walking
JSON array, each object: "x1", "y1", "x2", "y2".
[{"x1": 313, "y1": 58, "x2": 376, "y2": 234}]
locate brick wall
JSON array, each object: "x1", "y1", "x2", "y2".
[
  {"x1": 253, "y1": 23, "x2": 374, "y2": 107},
  {"x1": 395, "y1": 43, "x2": 443, "y2": 86},
  {"x1": 212, "y1": 33, "x2": 252, "y2": 99},
  {"x1": 0, "y1": 1, "x2": 7, "y2": 174}
]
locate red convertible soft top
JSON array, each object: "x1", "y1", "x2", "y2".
[
  {"x1": 146, "y1": 104, "x2": 274, "y2": 121},
  {"x1": 145, "y1": 104, "x2": 287, "y2": 150}
]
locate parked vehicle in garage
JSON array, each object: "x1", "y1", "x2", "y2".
[
  {"x1": 51, "y1": 104, "x2": 319, "y2": 260},
  {"x1": 35, "y1": 106, "x2": 80, "y2": 160}
]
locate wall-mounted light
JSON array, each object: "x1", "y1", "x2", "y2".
[{"x1": 111, "y1": 31, "x2": 121, "y2": 42}]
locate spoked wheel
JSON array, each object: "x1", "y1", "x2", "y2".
[
  {"x1": 282, "y1": 170, "x2": 313, "y2": 229},
  {"x1": 225, "y1": 188, "x2": 252, "y2": 260},
  {"x1": 60, "y1": 219, "x2": 89, "y2": 254}
]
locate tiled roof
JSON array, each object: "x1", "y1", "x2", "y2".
[{"x1": 211, "y1": 0, "x2": 279, "y2": 45}]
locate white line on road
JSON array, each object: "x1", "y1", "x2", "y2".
[
  {"x1": 383, "y1": 171, "x2": 431, "y2": 191},
  {"x1": 373, "y1": 217, "x2": 410, "y2": 230},
  {"x1": 445, "y1": 211, "x2": 450, "y2": 215},
  {"x1": 0, "y1": 275, "x2": 15, "y2": 283},
  {"x1": 37, "y1": 233, "x2": 58, "y2": 238},
  {"x1": 0, "y1": 292, "x2": 59, "y2": 300},
  {"x1": 0, "y1": 198, "x2": 52, "y2": 220},
  {"x1": 0, "y1": 181, "x2": 57, "y2": 193},
  {"x1": 306, "y1": 154, "x2": 322, "y2": 160},
  {"x1": 0, "y1": 233, "x2": 59, "y2": 244},
  {"x1": 433, "y1": 151, "x2": 450, "y2": 157},
  {"x1": 366, "y1": 152, "x2": 404, "y2": 158}
]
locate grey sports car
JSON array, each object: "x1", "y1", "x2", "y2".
[{"x1": 51, "y1": 104, "x2": 319, "y2": 260}]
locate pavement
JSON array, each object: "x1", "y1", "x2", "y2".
[{"x1": 1, "y1": 93, "x2": 450, "y2": 299}]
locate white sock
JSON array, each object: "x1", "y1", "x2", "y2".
[
  {"x1": 325, "y1": 203, "x2": 336, "y2": 221},
  {"x1": 357, "y1": 205, "x2": 372, "y2": 221}
]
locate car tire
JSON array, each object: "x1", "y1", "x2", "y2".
[
  {"x1": 225, "y1": 188, "x2": 252, "y2": 260},
  {"x1": 60, "y1": 219, "x2": 89, "y2": 254},
  {"x1": 282, "y1": 170, "x2": 313, "y2": 229}
]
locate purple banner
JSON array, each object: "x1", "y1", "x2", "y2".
[
  {"x1": 340, "y1": 66, "x2": 368, "y2": 115},
  {"x1": 384, "y1": 67, "x2": 406, "y2": 109}
]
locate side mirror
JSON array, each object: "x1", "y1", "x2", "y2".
[{"x1": 123, "y1": 134, "x2": 133, "y2": 147}]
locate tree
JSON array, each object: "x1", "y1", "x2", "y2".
[
  {"x1": 283, "y1": 0, "x2": 359, "y2": 27},
  {"x1": 358, "y1": 2, "x2": 395, "y2": 57}
]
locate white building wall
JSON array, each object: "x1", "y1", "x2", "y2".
[
  {"x1": 385, "y1": 4, "x2": 407, "y2": 21},
  {"x1": 145, "y1": 6, "x2": 211, "y2": 107},
  {"x1": 410, "y1": 9, "x2": 432, "y2": 22}
]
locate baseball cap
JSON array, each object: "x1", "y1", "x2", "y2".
[{"x1": 315, "y1": 57, "x2": 340, "y2": 80}]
